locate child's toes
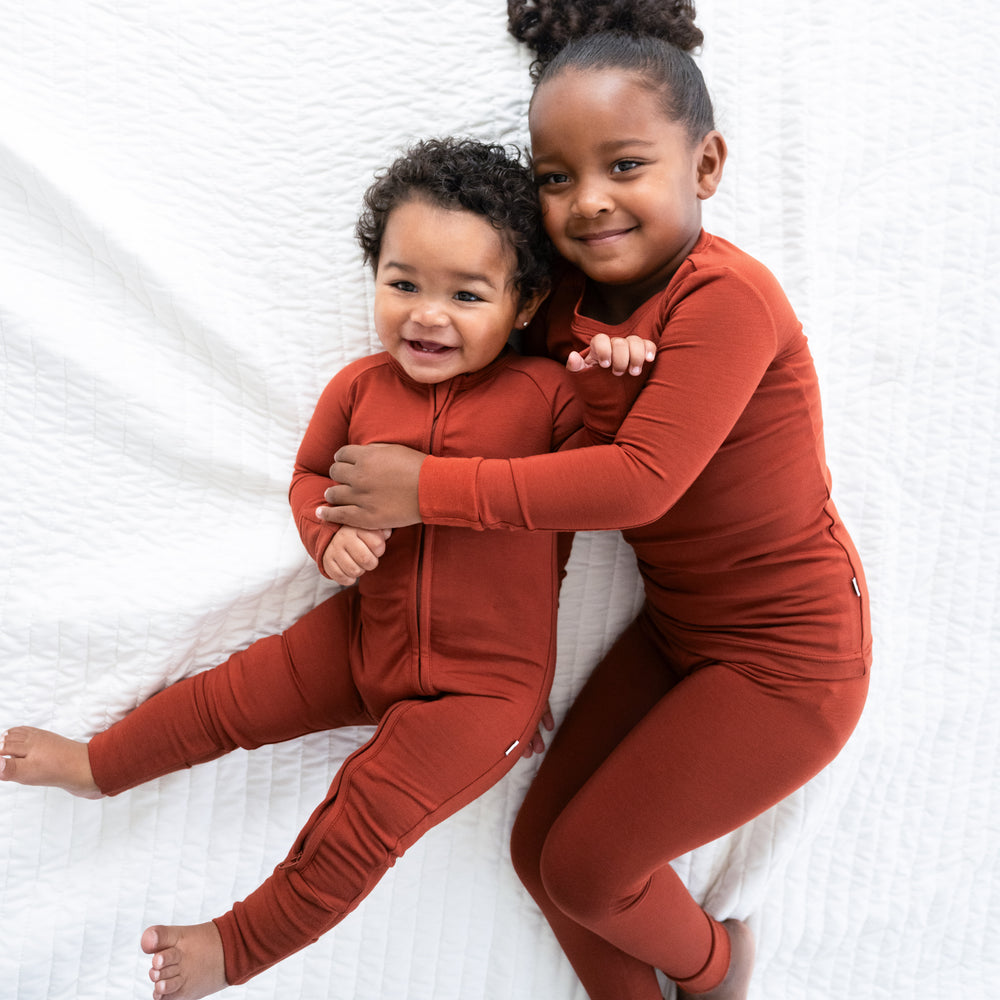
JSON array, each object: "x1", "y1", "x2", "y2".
[
  {"x1": 148, "y1": 946, "x2": 182, "y2": 978},
  {"x1": 142, "y1": 925, "x2": 175, "y2": 955},
  {"x1": 0, "y1": 727, "x2": 28, "y2": 755},
  {"x1": 152, "y1": 971, "x2": 182, "y2": 996}
]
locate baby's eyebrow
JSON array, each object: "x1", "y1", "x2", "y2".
[
  {"x1": 451, "y1": 271, "x2": 498, "y2": 289},
  {"x1": 382, "y1": 261, "x2": 498, "y2": 291}
]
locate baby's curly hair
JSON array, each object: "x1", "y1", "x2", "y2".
[{"x1": 356, "y1": 137, "x2": 551, "y2": 308}]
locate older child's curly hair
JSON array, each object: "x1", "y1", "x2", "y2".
[
  {"x1": 507, "y1": 0, "x2": 714, "y2": 141},
  {"x1": 356, "y1": 137, "x2": 551, "y2": 307}
]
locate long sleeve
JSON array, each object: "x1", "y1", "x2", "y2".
[
  {"x1": 289, "y1": 368, "x2": 355, "y2": 574},
  {"x1": 420, "y1": 262, "x2": 787, "y2": 532}
]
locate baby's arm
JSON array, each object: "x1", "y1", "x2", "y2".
[
  {"x1": 321, "y1": 525, "x2": 391, "y2": 586},
  {"x1": 566, "y1": 333, "x2": 656, "y2": 376}
]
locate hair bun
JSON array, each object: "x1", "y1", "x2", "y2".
[{"x1": 508, "y1": 0, "x2": 703, "y2": 69}]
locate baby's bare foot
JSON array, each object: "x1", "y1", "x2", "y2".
[
  {"x1": 677, "y1": 919, "x2": 755, "y2": 1000},
  {"x1": 142, "y1": 922, "x2": 228, "y2": 999},
  {"x1": 0, "y1": 726, "x2": 102, "y2": 799}
]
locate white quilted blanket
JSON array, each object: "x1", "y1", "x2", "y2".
[{"x1": 2, "y1": 1, "x2": 998, "y2": 998}]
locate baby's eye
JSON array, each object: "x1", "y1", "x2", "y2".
[
  {"x1": 390, "y1": 280, "x2": 417, "y2": 293},
  {"x1": 611, "y1": 160, "x2": 643, "y2": 174},
  {"x1": 454, "y1": 290, "x2": 483, "y2": 303}
]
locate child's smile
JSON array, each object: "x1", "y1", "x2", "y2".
[
  {"x1": 373, "y1": 198, "x2": 538, "y2": 384},
  {"x1": 529, "y1": 67, "x2": 724, "y2": 322}
]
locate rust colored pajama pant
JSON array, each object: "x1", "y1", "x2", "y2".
[
  {"x1": 88, "y1": 589, "x2": 553, "y2": 985},
  {"x1": 510, "y1": 610, "x2": 869, "y2": 999}
]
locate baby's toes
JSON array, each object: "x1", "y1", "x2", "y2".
[
  {"x1": 149, "y1": 947, "x2": 182, "y2": 981},
  {"x1": 0, "y1": 727, "x2": 31, "y2": 756}
]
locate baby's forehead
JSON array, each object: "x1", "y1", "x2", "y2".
[{"x1": 383, "y1": 198, "x2": 518, "y2": 267}]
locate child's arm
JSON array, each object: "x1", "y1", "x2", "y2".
[
  {"x1": 322, "y1": 526, "x2": 392, "y2": 586},
  {"x1": 289, "y1": 366, "x2": 358, "y2": 574}
]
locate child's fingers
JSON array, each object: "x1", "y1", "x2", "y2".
[
  {"x1": 590, "y1": 333, "x2": 615, "y2": 368},
  {"x1": 327, "y1": 561, "x2": 361, "y2": 586},
  {"x1": 609, "y1": 337, "x2": 632, "y2": 376},
  {"x1": 354, "y1": 527, "x2": 392, "y2": 557},
  {"x1": 617, "y1": 335, "x2": 656, "y2": 375},
  {"x1": 344, "y1": 537, "x2": 381, "y2": 572}
]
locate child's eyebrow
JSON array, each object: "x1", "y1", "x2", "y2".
[
  {"x1": 451, "y1": 271, "x2": 499, "y2": 289},
  {"x1": 383, "y1": 260, "x2": 499, "y2": 290},
  {"x1": 533, "y1": 137, "x2": 656, "y2": 164}
]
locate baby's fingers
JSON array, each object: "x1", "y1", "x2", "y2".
[
  {"x1": 354, "y1": 528, "x2": 392, "y2": 559},
  {"x1": 613, "y1": 335, "x2": 656, "y2": 375}
]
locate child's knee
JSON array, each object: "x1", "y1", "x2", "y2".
[{"x1": 537, "y1": 815, "x2": 624, "y2": 927}]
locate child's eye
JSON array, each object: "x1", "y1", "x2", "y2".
[
  {"x1": 390, "y1": 280, "x2": 417, "y2": 293},
  {"x1": 537, "y1": 172, "x2": 570, "y2": 187},
  {"x1": 454, "y1": 291, "x2": 483, "y2": 303},
  {"x1": 612, "y1": 160, "x2": 643, "y2": 174}
]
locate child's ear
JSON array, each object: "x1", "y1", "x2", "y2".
[
  {"x1": 695, "y1": 131, "x2": 727, "y2": 200},
  {"x1": 514, "y1": 285, "x2": 550, "y2": 330}
]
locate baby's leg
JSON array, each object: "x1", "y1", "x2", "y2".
[
  {"x1": 211, "y1": 682, "x2": 548, "y2": 986},
  {"x1": 132, "y1": 589, "x2": 371, "y2": 994},
  {"x1": 0, "y1": 727, "x2": 101, "y2": 798},
  {"x1": 90, "y1": 589, "x2": 368, "y2": 795}
]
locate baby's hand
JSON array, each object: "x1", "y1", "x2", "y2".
[
  {"x1": 566, "y1": 334, "x2": 656, "y2": 377},
  {"x1": 321, "y1": 526, "x2": 392, "y2": 586}
]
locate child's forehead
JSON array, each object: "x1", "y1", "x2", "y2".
[
  {"x1": 530, "y1": 66, "x2": 667, "y2": 123},
  {"x1": 382, "y1": 198, "x2": 518, "y2": 273}
]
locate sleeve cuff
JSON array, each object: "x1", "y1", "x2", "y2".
[{"x1": 419, "y1": 455, "x2": 485, "y2": 528}]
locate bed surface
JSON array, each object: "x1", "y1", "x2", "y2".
[{"x1": 2, "y1": 1, "x2": 998, "y2": 997}]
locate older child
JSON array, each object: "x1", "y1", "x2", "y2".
[
  {"x1": 1, "y1": 136, "x2": 618, "y2": 999},
  {"x1": 316, "y1": 3, "x2": 873, "y2": 999}
]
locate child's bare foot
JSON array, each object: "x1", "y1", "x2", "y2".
[
  {"x1": 677, "y1": 919, "x2": 755, "y2": 1000},
  {"x1": 0, "y1": 726, "x2": 102, "y2": 799},
  {"x1": 142, "y1": 922, "x2": 228, "y2": 999}
]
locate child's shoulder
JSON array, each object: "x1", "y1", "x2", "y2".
[
  {"x1": 679, "y1": 232, "x2": 799, "y2": 332},
  {"x1": 687, "y1": 232, "x2": 787, "y2": 297},
  {"x1": 501, "y1": 349, "x2": 570, "y2": 382},
  {"x1": 492, "y1": 349, "x2": 575, "y2": 403},
  {"x1": 326, "y1": 351, "x2": 395, "y2": 386}
]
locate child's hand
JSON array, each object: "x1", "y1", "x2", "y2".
[
  {"x1": 566, "y1": 334, "x2": 656, "y2": 377},
  {"x1": 321, "y1": 526, "x2": 392, "y2": 586}
]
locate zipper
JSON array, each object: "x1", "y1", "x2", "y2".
[{"x1": 414, "y1": 382, "x2": 451, "y2": 691}]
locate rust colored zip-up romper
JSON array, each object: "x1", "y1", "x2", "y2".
[
  {"x1": 87, "y1": 348, "x2": 579, "y2": 985},
  {"x1": 419, "y1": 233, "x2": 873, "y2": 998}
]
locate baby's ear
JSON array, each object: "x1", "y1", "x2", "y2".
[
  {"x1": 695, "y1": 131, "x2": 727, "y2": 200},
  {"x1": 515, "y1": 284, "x2": 550, "y2": 330}
]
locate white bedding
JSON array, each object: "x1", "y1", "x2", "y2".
[{"x1": 2, "y1": 1, "x2": 998, "y2": 998}]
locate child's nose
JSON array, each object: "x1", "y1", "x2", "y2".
[
  {"x1": 410, "y1": 298, "x2": 449, "y2": 327},
  {"x1": 572, "y1": 180, "x2": 613, "y2": 217}
]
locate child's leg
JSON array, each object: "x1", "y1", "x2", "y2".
[
  {"x1": 198, "y1": 677, "x2": 548, "y2": 987},
  {"x1": 0, "y1": 590, "x2": 369, "y2": 799},
  {"x1": 89, "y1": 589, "x2": 370, "y2": 794},
  {"x1": 511, "y1": 614, "x2": 868, "y2": 1000},
  {"x1": 511, "y1": 616, "x2": 683, "y2": 1000}
]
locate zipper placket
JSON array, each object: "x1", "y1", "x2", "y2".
[{"x1": 413, "y1": 381, "x2": 451, "y2": 692}]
